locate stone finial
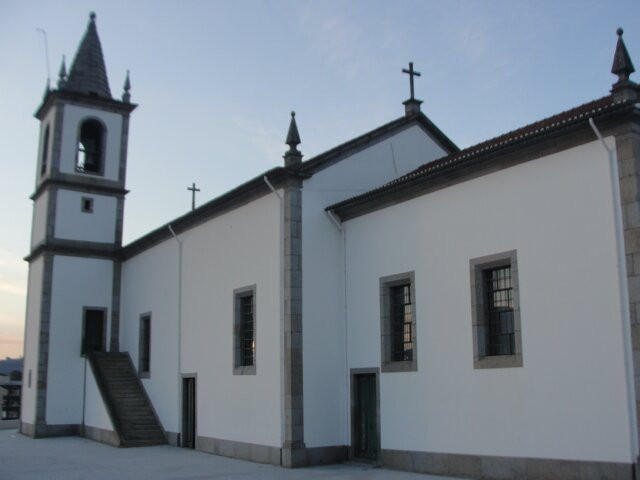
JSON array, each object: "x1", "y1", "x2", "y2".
[
  {"x1": 90, "y1": 11, "x2": 96, "y2": 22},
  {"x1": 403, "y1": 98, "x2": 423, "y2": 116},
  {"x1": 612, "y1": 28, "x2": 635, "y2": 82},
  {"x1": 611, "y1": 27, "x2": 638, "y2": 102},
  {"x1": 122, "y1": 70, "x2": 131, "y2": 103},
  {"x1": 284, "y1": 111, "x2": 303, "y2": 167},
  {"x1": 57, "y1": 55, "x2": 67, "y2": 88}
]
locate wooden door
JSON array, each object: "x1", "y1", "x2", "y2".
[
  {"x1": 353, "y1": 373, "x2": 378, "y2": 460},
  {"x1": 182, "y1": 377, "x2": 196, "y2": 448}
]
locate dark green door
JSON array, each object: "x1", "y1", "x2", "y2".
[
  {"x1": 353, "y1": 373, "x2": 378, "y2": 460},
  {"x1": 182, "y1": 377, "x2": 196, "y2": 448}
]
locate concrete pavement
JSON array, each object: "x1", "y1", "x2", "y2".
[{"x1": 0, "y1": 429, "x2": 467, "y2": 480}]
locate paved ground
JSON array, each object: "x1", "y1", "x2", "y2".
[{"x1": 0, "y1": 429, "x2": 466, "y2": 480}]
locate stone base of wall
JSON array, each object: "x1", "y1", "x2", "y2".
[
  {"x1": 195, "y1": 436, "x2": 348, "y2": 468},
  {"x1": 82, "y1": 425, "x2": 120, "y2": 447},
  {"x1": 20, "y1": 421, "x2": 79, "y2": 438},
  {"x1": 19, "y1": 421, "x2": 35, "y2": 437},
  {"x1": 381, "y1": 448, "x2": 634, "y2": 480},
  {"x1": 166, "y1": 431, "x2": 179, "y2": 446},
  {"x1": 196, "y1": 435, "x2": 281, "y2": 465},
  {"x1": 306, "y1": 445, "x2": 349, "y2": 465},
  {"x1": 0, "y1": 419, "x2": 20, "y2": 430}
]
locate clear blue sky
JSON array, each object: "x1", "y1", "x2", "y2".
[{"x1": 1, "y1": 0, "x2": 639, "y2": 358}]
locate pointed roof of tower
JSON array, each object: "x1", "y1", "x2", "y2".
[{"x1": 64, "y1": 12, "x2": 112, "y2": 98}]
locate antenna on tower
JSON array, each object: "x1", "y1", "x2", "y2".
[{"x1": 36, "y1": 28, "x2": 51, "y2": 89}]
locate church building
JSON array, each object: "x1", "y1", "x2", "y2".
[{"x1": 20, "y1": 13, "x2": 640, "y2": 480}]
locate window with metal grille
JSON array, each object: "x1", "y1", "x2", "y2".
[
  {"x1": 239, "y1": 295, "x2": 254, "y2": 367},
  {"x1": 234, "y1": 285, "x2": 256, "y2": 375},
  {"x1": 380, "y1": 271, "x2": 417, "y2": 372},
  {"x1": 483, "y1": 266, "x2": 514, "y2": 356},
  {"x1": 470, "y1": 250, "x2": 522, "y2": 369},
  {"x1": 390, "y1": 284, "x2": 413, "y2": 362}
]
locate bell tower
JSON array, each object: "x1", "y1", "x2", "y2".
[{"x1": 21, "y1": 13, "x2": 136, "y2": 437}]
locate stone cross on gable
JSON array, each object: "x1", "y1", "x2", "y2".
[
  {"x1": 402, "y1": 62, "x2": 421, "y2": 100},
  {"x1": 187, "y1": 182, "x2": 200, "y2": 211}
]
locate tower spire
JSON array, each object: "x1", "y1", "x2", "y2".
[
  {"x1": 284, "y1": 111, "x2": 302, "y2": 167},
  {"x1": 64, "y1": 12, "x2": 112, "y2": 98},
  {"x1": 122, "y1": 70, "x2": 131, "y2": 103},
  {"x1": 57, "y1": 55, "x2": 67, "y2": 89},
  {"x1": 611, "y1": 28, "x2": 638, "y2": 102}
]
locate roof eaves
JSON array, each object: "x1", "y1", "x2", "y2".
[
  {"x1": 327, "y1": 95, "x2": 635, "y2": 218},
  {"x1": 35, "y1": 90, "x2": 136, "y2": 119},
  {"x1": 121, "y1": 166, "x2": 302, "y2": 259}
]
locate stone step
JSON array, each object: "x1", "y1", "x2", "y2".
[
  {"x1": 121, "y1": 439, "x2": 166, "y2": 448},
  {"x1": 88, "y1": 352, "x2": 166, "y2": 447},
  {"x1": 115, "y1": 412, "x2": 155, "y2": 420}
]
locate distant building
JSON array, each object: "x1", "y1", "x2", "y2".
[
  {"x1": 1, "y1": 372, "x2": 21, "y2": 421},
  {"x1": 20, "y1": 13, "x2": 640, "y2": 480},
  {"x1": 0, "y1": 357, "x2": 24, "y2": 376}
]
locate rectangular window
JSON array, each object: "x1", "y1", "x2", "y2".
[
  {"x1": 41, "y1": 124, "x2": 50, "y2": 176},
  {"x1": 484, "y1": 266, "x2": 514, "y2": 356},
  {"x1": 81, "y1": 197, "x2": 94, "y2": 213},
  {"x1": 470, "y1": 250, "x2": 522, "y2": 369},
  {"x1": 390, "y1": 284, "x2": 413, "y2": 362},
  {"x1": 380, "y1": 272, "x2": 417, "y2": 372},
  {"x1": 239, "y1": 296, "x2": 254, "y2": 366},
  {"x1": 139, "y1": 313, "x2": 151, "y2": 377},
  {"x1": 234, "y1": 286, "x2": 256, "y2": 375}
]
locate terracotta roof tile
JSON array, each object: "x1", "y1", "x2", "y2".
[{"x1": 328, "y1": 95, "x2": 635, "y2": 214}]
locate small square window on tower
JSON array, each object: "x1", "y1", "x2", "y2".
[{"x1": 81, "y1": 197, "x2": 94, "y2": 213}]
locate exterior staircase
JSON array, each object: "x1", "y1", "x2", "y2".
[{"x1": 88, "y1": 352, "x2": 166, "y2": 447}]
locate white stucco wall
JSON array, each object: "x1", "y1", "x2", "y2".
[
  {"x1": 21, "y1": 257, "x2": 44, "y2": 424},
  {"x1": 302, "y1": 124, "x2": 448, "y2": 448},
  {"x1": 58, "y1": 104, "x2": 122, "y2": 181},
  {"x1": 121, "y1": 192, "x2": 282, "y2": 447},
  {"x1": 54, "y1": 190, "x2": 117, "y2": 243},
  {"x1": 30, "y1": 191, "x2": 48, "y2": 249},
  {"x1": 179, "y1": 193, "x2": 282, "y2": 447},
  {"x1": 83, "y1": 364, "x2": 114, "y2": 431},
  {"x1": 120, "y1": 239, "x2": 180, "y2": 434},
  {"x1": 46, "y1": 255, "x2": 113, "y2": 425},
  {"x1": 343, "y1": 139, "x2": 633, "y2": 463}
]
